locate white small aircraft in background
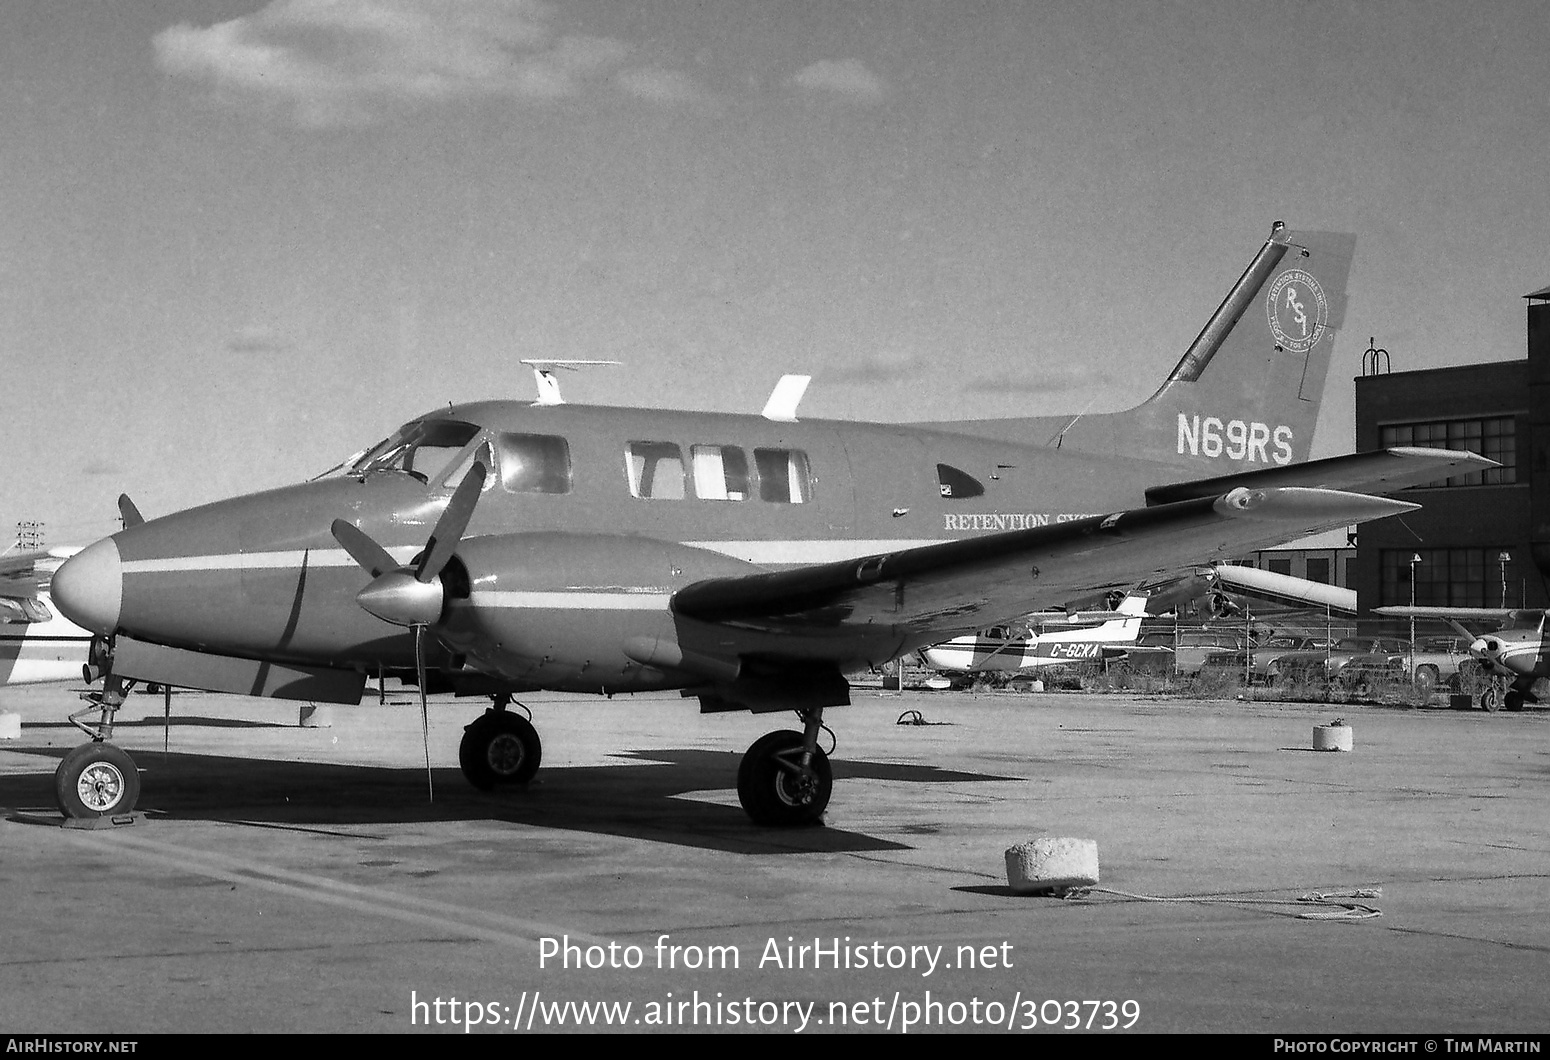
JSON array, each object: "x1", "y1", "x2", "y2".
[
  {"x1": 1376, "y1": 605, "x2": 1546, "y2": 711},
  {"x1": 919, "y1": 593, "x2": 1150, "y2": 678},
  {"x1": 0, "y1": 547, "x2": 92, "y2": 687}
]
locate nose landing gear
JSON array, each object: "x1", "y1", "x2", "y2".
[{"x1": 56, "y1": 674, "x2": 142, "y2": 820}]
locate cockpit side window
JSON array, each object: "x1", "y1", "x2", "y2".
[
  {"x1": 498, "y1": 433, "x2": 572, "y2": 494},
  {"x1": 626, "y1": 442, "x2": 686, "y2": 499}
]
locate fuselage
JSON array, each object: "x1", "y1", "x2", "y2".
[{"x1": 51, "y1": 400, "x2": 1200, "y2": 695}]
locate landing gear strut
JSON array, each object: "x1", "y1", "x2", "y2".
[
  {"x1": 55, "y1": 675, "x2": 141, "y2": 819},
  {"x1": 737, "y1": 707, "x2": 832, "y2": 827},
  {"x1": 459, "y1": 694, "x2": 542, "y2": 790}
]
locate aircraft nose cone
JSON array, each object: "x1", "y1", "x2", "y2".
[
  {"x1": 51, "y1": 537, "x2": 122, "y2": 635},
  {"x1": 1469, "y1": 637, "x2": 1493, "y2": 659}
]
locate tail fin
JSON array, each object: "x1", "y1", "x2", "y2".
[
  {"x1": 1057, "y1": 223, "x2": 1355, "y2": 469},
  {"x1": 926, "y1": 223, "x2": 1355, "y2": 471}
]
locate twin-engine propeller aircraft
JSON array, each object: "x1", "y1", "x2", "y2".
[
  {"x1": 51, "y1": 222, "x2": 1495, "y2": 825},
  {"x1": 1375, "y1": 606, "x2": 1546, "y2": 711}
]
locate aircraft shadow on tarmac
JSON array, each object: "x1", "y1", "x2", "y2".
[{"x1": 0, "y1": 746, "x2": 1013, "y2": 856}]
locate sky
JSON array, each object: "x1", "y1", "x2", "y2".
[{"x1": 3, "y1": 0, "x2": 1548, "y2": 547}]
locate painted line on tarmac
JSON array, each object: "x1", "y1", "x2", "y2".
[{"x1": 53, "y1": 825, "x2": 606, "y2": 952}]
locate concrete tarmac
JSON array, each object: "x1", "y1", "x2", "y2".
[{"x1": 0, "y1": 683, "x2": 1546, "y2": 1035}]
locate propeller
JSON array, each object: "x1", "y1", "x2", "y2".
[{"x1": 331, "y1": 462, "x2": 488, "y2": 800}]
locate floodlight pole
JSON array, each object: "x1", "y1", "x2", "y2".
[
  {"x1": 1498, "y1": 551, "x2": 1510, "y2": 609},
  {"x1": 1409, "y1": 553, "x2": 1422, "y2": 681}
]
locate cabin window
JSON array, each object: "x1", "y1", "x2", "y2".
[
  {"x1": 754, "y1": 448, "x2": 812, "y2": 503},
  {"x1": 497, "y1": 433, "x2": 572, "y2": 494},
  {"x1": 627, "y1": 442, "x2": 686, "y2": 499},
  {"x1": 691, "y1": 445, "x2": 751, "y2": 501},
  {"x1": 936, "y1": 463, "x2": 985, "y2": 499}
]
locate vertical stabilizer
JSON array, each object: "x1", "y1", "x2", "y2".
[
  {"x1": 921, "y1": 224, "x2": 1356, "y2": 473},
  {"x1": 1053, "y1": 224, "x2": 1355, "y2": 470}
]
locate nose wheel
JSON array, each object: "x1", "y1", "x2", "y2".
[{"x1": 55, "y1": 742, "x2": 140, "y2": 819}]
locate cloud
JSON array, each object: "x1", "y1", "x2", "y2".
[
  {"x1": 822, "y1": 349, "x2": 940, "y2": 385},
  {"x1": 615, "y1": 67, "x2": 711, "y2": 105},
  {"x1": 964, "y1": 363, "x2": 1115, "y2": 395},
  {"x1": 224, "y1": 326, "x2": 294, "y2": 356},
  {"x1": 825, "y1": 351, "x2": 1113, "y2": 393},
  {"x1": 788, "y1": 59, "x2": 886, "y2": 104},
  {"x1": 81, "y1": 458, "x2": 122, "y2": 478},
  {"x1": 154, "y1": 0, "x2": 697, "y2": 126}
]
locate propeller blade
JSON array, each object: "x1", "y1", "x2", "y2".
[
  {"x1": 331, "y1": 519, "x2": 398, "y2": 578},
  {"x1": 414, "y1": 624, "x2": 433, "y2": 803},
  {"x1": 416, "y1": 463, "x2": 486, "y2": 583},
  {"x1": 118, "y1": 494, "x2": 144, "y2": 529}
]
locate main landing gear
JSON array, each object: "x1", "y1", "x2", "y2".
[
  {"x1": 55, "y1": 675, "x2": 141, "y2": 819},
  {"x1": 737, "y1": 707, "x2": 833, "y2": 827},
  {"x1": 459, "y1": 693, "x2": 542, "y2": 790}
]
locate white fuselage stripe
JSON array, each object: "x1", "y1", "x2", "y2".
[
  {"x1": 461, "y1": 592, "x2": 671, "y2": 611},
  {"x1": 118, "y1": 539, "x2": 957, "y2": 575}
]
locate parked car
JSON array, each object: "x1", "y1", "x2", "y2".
[
  {"x1": 1201, "y1": 635, "x2": 1324, "y2": 683},
  {"x1": 1335, "y1": 637, "x2": 1473, "y2": 694},
  {"x1": 1124, "y1": 628, "x2": 1247, "y2": 675},
  {"x1": 1264, "y1": 638, "x2": 1405, "y2": 688}
]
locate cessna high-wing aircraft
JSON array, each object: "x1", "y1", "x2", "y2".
[
  {"x1": 919, "y1": 592, "x2": 1150, "y2": 677},
  {"x1": 1375, "y1": 606, "x2": 1546, "y2": 711},
  {"x1": 49, "y1": 223, "x2": 1495, "y2": 825},
  {"x1": 0, "y1": 547, "x2": 92, "y2": 687}
]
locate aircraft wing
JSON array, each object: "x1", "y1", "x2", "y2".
[
  {"x1": 1374, "y1": 605, "x2": 1544, "y2": 635},
  {"x1": 673, "y1": 487, "x2": 1415, "y2": 637},
  {"x1": 1144, "y1": 447, "x2": 1496, "y2": 506}
]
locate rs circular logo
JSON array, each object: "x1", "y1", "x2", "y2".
[{"x1": 1266, "y1": 268, "x2": 1328, "y2": 354}]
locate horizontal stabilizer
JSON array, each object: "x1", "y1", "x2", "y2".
[
  {"x1": 1212, "y1": 563, "x2": 1356, "y2": 613},
  {"x1": 1145, "y1": 447, "x2": 1497, "y2": 506}
]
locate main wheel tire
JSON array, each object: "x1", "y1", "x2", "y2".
[
  {"x1": 459, "y1": 712, "x2": 542, "y2": 790},
  {"x1": 55, "y1": 743, "x2": 140, "y2": 819},
  {"x1": 737, "y1": 730, "x2": 831, "y2": 827},
  {"x1": 1505, "y1": 690, "x2": 1526, "y2": 713}
]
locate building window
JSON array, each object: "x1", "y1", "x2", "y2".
[
  {"x1": 1379, "y1": 417, "x2": 1517, "y2": 486},
  {"x1": 1380, "y1": 548, "x2": 1508, "y2": 608},
  {"x1": 1266, "y1": 558, "x2": 1292, "y2": 576},
  {"x1": 1306, "y1": 557, "x2": 1330, "y2": 584}
]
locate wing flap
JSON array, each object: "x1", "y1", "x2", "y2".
[
  {"x1": 673, "y1": 487, "x2": 1416, "y2": 636},
  {"x1": 1144, "y1": 447, "x2": 1496, "y2": 506}
]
